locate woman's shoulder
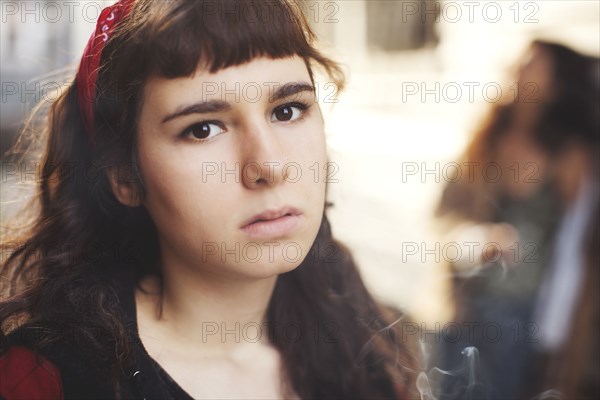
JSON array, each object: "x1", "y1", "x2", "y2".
[
  {"x1": 0, "y1": 345, "x2": 64, "y2": 400},
  {"x1": 0, "y1": 320, "x2": 122, "y2": 399},
  {"x1": 1, "y1": 324, "x2": 125, "y2": 399},
  {"x1": 0, "y1": 273, "x2": 151, "y2": 399}
]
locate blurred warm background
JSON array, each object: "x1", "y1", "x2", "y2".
[{"x1": 306, "y1": 0, "x2": 598, "y2": 324}]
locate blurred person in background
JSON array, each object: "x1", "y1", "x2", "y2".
[{"x1": 434, "y1": 40, "x2": 599, "y2": 399}]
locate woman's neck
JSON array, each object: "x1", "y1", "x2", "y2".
[
  {"x1": 136, "y1": 263, "x2": 278, "y2": 357},
  {"x1": 134, "y1": 270, "x2": 294, "y2": 400}
]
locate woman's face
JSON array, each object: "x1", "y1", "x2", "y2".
[{"x1": 134, "y1": 56, "x2": 327, "y2": 279}]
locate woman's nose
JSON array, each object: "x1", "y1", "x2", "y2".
[{"x1": 239, "y1": 119, "x2": 288, "y2": 190}]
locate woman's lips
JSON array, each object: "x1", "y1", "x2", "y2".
[{"x1": 240, "y1": 211, "x2": 302, "y2": 239}]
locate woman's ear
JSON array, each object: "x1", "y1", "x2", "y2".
[{"x1": 106, "y1": 164, "x2": 142, "y2": 207}]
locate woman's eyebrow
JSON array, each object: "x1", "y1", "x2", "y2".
[
  {"x1": 270, "y1": 82, "x2": 315, "y2": 102},
  {"x1": 161, "y1": 100, "x2": 231, "y2": 124},
  {"x1": 161, "y1": 82, "x2": 314, "y2": 124}
]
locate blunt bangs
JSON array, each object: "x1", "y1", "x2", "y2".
[{"x1": 131, "y1": 0, "x2": 317, "y2": 78}]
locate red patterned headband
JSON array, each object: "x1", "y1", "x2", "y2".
[{"x1": 77, "y1": 0, "x2": 135, "y2": 142}]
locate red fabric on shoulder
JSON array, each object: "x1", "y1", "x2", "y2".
[{"x1": 0, "y1": 346, "x2": 63, "y2": 400}]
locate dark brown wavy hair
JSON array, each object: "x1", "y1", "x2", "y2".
[{"x1": 1, "y1": 1, "x2": 418, "y2": 398}]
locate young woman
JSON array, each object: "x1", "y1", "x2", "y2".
[{"x1": 0, "y1": 1, "x2": 418, "y2": 399}]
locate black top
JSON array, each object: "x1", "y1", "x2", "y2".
[{"x1": 149, "y1": 358, "x2": 195, "y2": 399}]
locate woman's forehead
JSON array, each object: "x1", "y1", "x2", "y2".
[{"x1": 143, "y1": 56, "x2": 311, "y2": 104}]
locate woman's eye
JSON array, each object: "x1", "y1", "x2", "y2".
[
  {"x1": 271, "y1": 103, "x2": 307, "y2": 122},
  {"x1": 181, "y1": 122, "x2": 224, "y2": 141}
]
